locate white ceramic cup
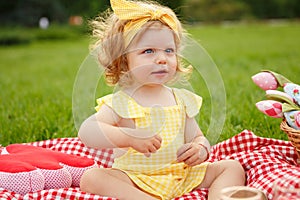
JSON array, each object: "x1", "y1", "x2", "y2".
[{"x1": 220, "y1": 186, "x2": 265, "y2": 200}]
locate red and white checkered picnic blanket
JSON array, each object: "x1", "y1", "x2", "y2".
[{"x1": 1, "y1": 129, "x2": 299, "y2": 199}]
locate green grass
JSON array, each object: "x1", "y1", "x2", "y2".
[
  {"x1": 1, "y1": 21, "x2": 300, "y2": 146},
  {"x1": 0, "y1": 37, "x2": 90, "y2": 145},
  {"x1": 188, "y1": 21, "x2": 300, "y2": 142}
]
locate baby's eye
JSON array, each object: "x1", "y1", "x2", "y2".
[
  {"x1": 165, "y1": 48, "x2": 175, "y2": 54},
  {"x1": 143, "y1": 49, "x2": 154, "y2": 54}
]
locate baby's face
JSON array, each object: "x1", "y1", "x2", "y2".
[{"x1": 125, "y1": 27, "x2": 178, "y2": 87}]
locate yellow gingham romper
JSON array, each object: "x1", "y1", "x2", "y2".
[{"x1": 95, "y1": 88, "x2": 209, "y2": 200}]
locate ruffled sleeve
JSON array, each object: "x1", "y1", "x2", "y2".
[
  {"x1": 95, "y1": 91, "x2": 145, "y2": 118},
  {"x1": 173, "y1": 88, "x2": 202, "y2": 118}
]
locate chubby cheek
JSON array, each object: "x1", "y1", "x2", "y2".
[
  {"x1": 129, "y1": 65, "x2": 152, "y2": 81},
  {"x1": 170, "y1": 61, "x2": 178, "y2": 74},
  {"x1": 131, "y1": 64, "x2": 152, "y2": 74}
]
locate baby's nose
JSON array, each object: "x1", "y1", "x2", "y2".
[{"x1": 155, "y1": 51, "x2": 167, "y2": 65}]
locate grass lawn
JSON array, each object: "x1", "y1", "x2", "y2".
[{"x1": 1, "y1": 21, "x2": 300, "y2": 146}]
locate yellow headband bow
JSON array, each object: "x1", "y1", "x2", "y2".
[{"x1": 110, "y1": 0, "x2": 179, "y2": 48}]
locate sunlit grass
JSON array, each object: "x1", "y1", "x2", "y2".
[
  {"x1": 0, "y1": 21, "x2": 300, "y2": 146},
  {"x1": 188, "y1": 21, "x2": 300, "y2": 142}
]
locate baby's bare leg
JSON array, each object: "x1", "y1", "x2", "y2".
[
  {"x1": 196, "y1": 160, "x2": 246, "y2": 200},
  {"x1": 80, "y1": 168, "x2": 157, "y2": 200}
]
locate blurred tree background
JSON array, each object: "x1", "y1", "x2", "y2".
[
  {"x1": 1, "y1": 0, "x2": 299, "y2": 27},
  {"x1": 181, "y1": 0, "x2": 300, "y2": 22},
  {"x1": 0, "y1": 0, "x2": 110, "y2": 27}
]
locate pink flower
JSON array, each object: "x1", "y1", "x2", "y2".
[
  {"x1": 295, "y1": 112, "x2": 300, "y2": 128},
  {"x1": 252, "y1": 72, "x2": 278, "y2": 90},
  {"x1": 266, "y1": 90, "x2": 294, "y2": 103},
  {"x1": 256, "y1": 100, "x2": 283, "y2": 118}
]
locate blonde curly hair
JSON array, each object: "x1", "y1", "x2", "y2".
[{"x1": 90, "y1": 0, "x2": 192, "y2": 86}]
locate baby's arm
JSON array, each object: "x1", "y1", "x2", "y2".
[
  {"x1": 177, "y1": 116, "x2": 210, "y2": 166},
  {"x1": 78, "y1": 104, "x2": 162, "y2": 155}
]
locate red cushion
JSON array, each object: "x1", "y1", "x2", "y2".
[{"x1": 0, "y1": 144, "x2": 97, "y2": 195}]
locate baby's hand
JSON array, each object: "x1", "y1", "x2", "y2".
[
  {"x1": 127, "y1": 131, "x2": 162, "y2": 157},
  {"x1": 177, "y1": 142, "x2": 208, "y2": 166}
]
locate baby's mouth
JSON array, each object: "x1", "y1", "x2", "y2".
[{"x1": 151, "y1": 70, "x2": 168, "y2": 74}]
